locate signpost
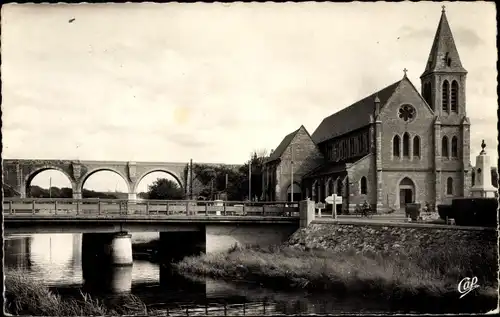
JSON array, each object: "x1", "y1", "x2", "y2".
[{"x1": 325, "y1": 194, "x2": 343, "y2": 218}]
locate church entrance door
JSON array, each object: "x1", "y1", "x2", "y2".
[
  {"x1": 398, "y1": 177, "x2": 415, "y2": 212},
  {"x1": 399, "y1": 189, "x2": 413, "y2": 207}
]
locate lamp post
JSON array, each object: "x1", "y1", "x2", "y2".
[{"x1": 290, "y1": 145, "x2": 294, "y2": 202}]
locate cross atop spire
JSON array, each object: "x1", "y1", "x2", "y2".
[
  {"x1": 403, "y1": 68, "x2": 408, "y2": 77},
  {"x1": 442, "y1": 5, "x2": 446, "y2": 13}
]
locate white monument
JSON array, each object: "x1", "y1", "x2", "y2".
[{"x1": 470, "y1": 140, "x2": 497, "y2": 198}]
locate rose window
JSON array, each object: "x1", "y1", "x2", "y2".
[{"x1": 398, "y1": 104, "x2": 416, "y2": 122}]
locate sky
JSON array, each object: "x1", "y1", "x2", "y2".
[{"x1": 2, "y1": 2, "x2": 497, "y2": 192}]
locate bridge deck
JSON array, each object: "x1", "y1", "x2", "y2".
[{"x1": 3, "y1": 199, "x2": 300, "y2": 221}]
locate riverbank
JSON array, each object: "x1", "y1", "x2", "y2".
[
  {"x1": 174, "y1": 223, "x2": 498, "y2": 306},
  {"x1": 4, "y1": 270, "x2": 148, "y2": 316},
  {"x1": 175, "y1": 244, "x2": 496, "y2": 303}
]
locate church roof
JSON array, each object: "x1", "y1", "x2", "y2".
[
  {"x1": 266, "y1": 127, "x2": 301, "y2": 163},
  {"x1": 311, "y1": 80, "x2": 401, "y2": 144},
  {"x1": 421, "y1": 8, "x2": 467, "y2": 77},
  {"x1": 302, "y1": 157, "x2": 354, "y2": 179}
]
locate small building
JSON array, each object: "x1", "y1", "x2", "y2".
[
  {"x1": 262, "y1": 8, "x2": 473, "y2": 214},
  {"x1": 262, "y1": 125, "x2": 324, "y2": 202}
]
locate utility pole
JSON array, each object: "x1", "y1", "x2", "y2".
[
  {"x1": 189, "y1": 159, "x2": 193, "y2": 200},
  {"x1": 291, "y1": 145, "x2": 294, "y2": 202},
  {"x1": 49, "y1": 177, "x2": 52, "y2": 198},
  {"x1": 249, "y1": 158, "x2": 252, "y2": 201},
  {"x1": 210, "y1": 178, "x2": 214, "y2": 201}
]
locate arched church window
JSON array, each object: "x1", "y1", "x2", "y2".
[
  {"x1": 442, "y1": 80, "x2": 449, "y2": 112},
  {"x1": 403, "y1": 133, "x2": 410, "y2": 157},
  {"x1": 447, "y1": 177, "x2": 453, "y2": 195},
  {"x1": 451, "y1": 80, "x2": 459, "y2": 112},
  {"x1": 360, "y1": 177, "x2": 367, "y2": 195},
  {"x1": 442, "y1": 136, "x2": 449, "y2": 158},
  {"x1": 413, "y1": 135, "x2": 421, "y2": 158},
  {"x1": 393, "y1": 135, "x2": 400, "y2": 157},
  {"x1": 451, "y1": 136, "x2": 458, "y2": 158}
]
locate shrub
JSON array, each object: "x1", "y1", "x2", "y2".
[
  {"x1": 423, "y1": 202, "x2": 435, "y2": 213},
  {"x1": 452, "y1": 198, "x2": 498, "y2": 227},
  {"x1": 437, "y1": 204, "x2": 454, "y2": 220},
  {"x1": 405, "y1": 203, "x2": 421, "y2": 221}
]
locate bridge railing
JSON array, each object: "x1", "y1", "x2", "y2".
[{"x1": 3, "y1": 198, "x2": 300, "y2": 217}]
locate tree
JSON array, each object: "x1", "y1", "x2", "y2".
[
  {"x1": 191, "y1": 149, "x2": 268, "y2": 201},
  {"x1": 238, "y1": 150, "x2": 268, "y2": 201},
  {"x1": 146, "y1": 178, "x2": 184, "y2": 200},
  {"x1": 192, "y1": 163, "x2": 244, "y2": 200}
]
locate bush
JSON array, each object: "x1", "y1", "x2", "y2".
[
  {"x1": 452, "y1": 198, "x2": 498, "y2": 227},
  {"x1": 437, "y1": 204, "x2": 454, "y2": 220},
  {"x1": 423, "y1": 202, "x2": 435, "y2": 213}
]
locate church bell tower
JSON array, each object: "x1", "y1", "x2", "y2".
[
  {"x1": 421, "y1": 6, "x2": 471, "y2": 201},
  {"x1": 420, "y1": 6, "x2": 468, "y2": 118}
]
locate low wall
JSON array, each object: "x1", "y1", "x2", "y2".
[{"x1": 287, "y1": 222, "x2": 497, "y2": 253}]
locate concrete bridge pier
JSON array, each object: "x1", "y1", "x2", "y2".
[
  {"x1": 81, "y1": 232, "x2": 133, "y2": 293},
  {"x1": 72, "y1": 192, "x2": 82, "y2": 199},
  {"x1": 81, "y1": 232, "x2": 133, "y2": 269},
  {"x1": 110, "y1": 232, "x2": 133, "y2": 266}
]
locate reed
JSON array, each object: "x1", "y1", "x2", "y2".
[{"x1": 4, "y1": 270, "x2": 148, "y2": 316}]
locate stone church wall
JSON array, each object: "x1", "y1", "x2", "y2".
[
  {"x1": 381, "y1": 171, "x2": 435, "y2": 209},
  {"x1": 347, "y1": 154, "x2": 376, "y2": 210}
]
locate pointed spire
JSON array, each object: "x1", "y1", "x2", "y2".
[{"x1": 421, "y1": 8, "x2": 467, "y2": 77}]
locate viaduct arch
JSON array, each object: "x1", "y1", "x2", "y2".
[{"x1": 4, "y1": 159, "x2": 193, "y2": 200}]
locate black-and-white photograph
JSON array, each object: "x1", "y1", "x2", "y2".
[{"x1": 2, "y1": 2, "x2": 498, "y2": 316}]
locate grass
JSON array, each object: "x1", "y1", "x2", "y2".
[
  {"x1": 174, "y1": 242, "x2": 498, "y2": 301},
  {"x1": 4, "y1": 269, "x2": 149, "y2": 316}
]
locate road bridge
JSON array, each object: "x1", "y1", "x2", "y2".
[{"x1": 4, "y1": 198, "x2": 302, "y2": 270}]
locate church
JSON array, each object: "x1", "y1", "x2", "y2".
[{"x1": 262, "y1": 8, "x2": 471, "y2": 214}]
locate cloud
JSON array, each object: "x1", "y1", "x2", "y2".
[
  {"x1": 398, "y1": 26, "x2": 434, "y2": 41},
  {"x1": 1, "y1": 2, "x2": 497, "y2": 167},
  {"x1": 397, "y1": 25, "x2": 483, "y2": 49},
  {"x1": 454, "y1": 27, "x2": 485, "y2": 48}
]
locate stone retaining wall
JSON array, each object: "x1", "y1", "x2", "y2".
[{"x1": 287, "y1": 222, "x2": 497, "y2": 254}]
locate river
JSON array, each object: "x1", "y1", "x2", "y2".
[{"x1": 4, "y1": 233, "x2": 492, "y2": 315}]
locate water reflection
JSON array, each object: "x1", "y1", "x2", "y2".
[{"x1": 4, "y1": 233, "x2": 496, "y2": 315}]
